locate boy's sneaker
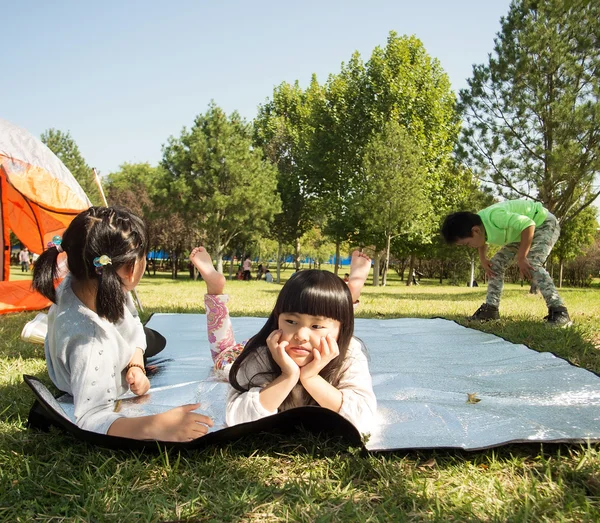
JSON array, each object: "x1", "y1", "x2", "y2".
[
  {"x1": 544, "y1": 306, "x2": 573, "y2": 327},
  {"x1": 469, "y1": 303, "x2": 500, "y2": 321}
]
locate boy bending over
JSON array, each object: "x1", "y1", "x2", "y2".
[{"x1": 441, "y1": 199, "x2": 571, "y2": 326}]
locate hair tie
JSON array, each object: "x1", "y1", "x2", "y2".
[
  {"x1": 47, "y1": 235, "x2": 63, "y2": 253},
  {"x1": 93, "y1": 255, "x2": 112, "y2": 274}
]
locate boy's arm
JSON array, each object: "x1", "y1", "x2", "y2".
[
  {"x1": 517, "y1": 225, "x2": 535, "y2": 279},
  {"x1": 477, "y1": 244, "x2": 488, "y2": 262},
  {"x1": 477, "y1": 244, "x2": 495, "y2": 278}
]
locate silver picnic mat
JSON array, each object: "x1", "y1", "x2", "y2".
[{"x1": 50, "y1": 314, "x2": 600, "y2": 451}]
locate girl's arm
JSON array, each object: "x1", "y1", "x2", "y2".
[
  {"x1": 329, "y1": 339, "x2": 377, "y2": 435},
  {"x1": 300, "y1": 375, "x2": 343, "y2": 412},
  {"x1": 107, "y1": 404, "x2": 213, "y2": 442},
  {"x1": 259, "y1": 372, "x2": 299, "y2": 412},
  {"x1": 125, "y1": 291, "x2": 147, "y2": 352},
  {"x1": 226, "y1": 366, "x2": 299, "y2": 426},
  {"x1": 125, "y1": 347, "x2": 150, "y2": 396},
  {"x1": 300, "y1": 334, "x2": 343, "y2": 412},
  {"x1": 226, "y1": 347, "x2": 295, "y2": 425}
]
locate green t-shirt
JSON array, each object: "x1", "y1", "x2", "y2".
[{"x1": 477, "y1": 200, "x2": 548, "y2": 246}]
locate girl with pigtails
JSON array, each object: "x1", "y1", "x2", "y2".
[{"x1": 33, "y1": 206, "x2": 213, "y2": 441}]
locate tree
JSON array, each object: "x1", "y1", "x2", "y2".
[
  {"x1": 359, "y1": 122, "x2": 429, "y2": 286},
  {"x1": 41, "y1": 128, "x2": 101, "y2": 205},
  {"x1": 254, "y1": 80, "x2": 321, "y2": 281},
  {"x1": 552, "y1": 205, "x2": 598, "y2": 286},
  {"x1": 363, "y1": 33, "x2": 461, "y2": 283},
  {"x1": 162, "y1": 103, "x2": 281, "y2": 273},
  {"x1": 105, "y1": 163, "x2": 189, "y2": 277},
  {"x1": 458, "y1": 0, "x2": 600, "y2": 225},
  {"x1": 308, "y1": 53, "x2": 371, "y2": 274}
]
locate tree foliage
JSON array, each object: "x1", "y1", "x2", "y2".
[
  {"x1": 254, "y1": 79, "x2": 321, "y2": 270},
  {"x1": 41, "y1": 128, "x2": 101, "y2": 205},
  {"x1": 359, "y1": 121, "x2": 429, "y2": 285},
  {"x1": 162, "y1": 103, "x2": 281, "y2": 272},
  {"x1": 458, "y1": 0, "x2": 600, "y2": 224}
]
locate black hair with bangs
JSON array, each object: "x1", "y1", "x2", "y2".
[
  {"x1": 229, "y1": 270, "x2": 355, "y2": 409},
  {"x1": 441, "y1": 211, "x2": 483, "y2": 244}
]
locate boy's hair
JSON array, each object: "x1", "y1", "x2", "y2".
[
  {"x1": 229, "y1": 270, "x2": 354, "y2": 410},
  {"x1": 441, "y1": 211, "x2": 483, "y2": 244},
  {"x1": 33, "y1": 206, "x2": 149, "y2": 323}
]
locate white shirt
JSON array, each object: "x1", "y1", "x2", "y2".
[
  {"x1": 45, "y1": 275, "x2": 147, "y2": 434},
  {"x1": 226, "y1": 337, "x2": 377, "y2": 435}
]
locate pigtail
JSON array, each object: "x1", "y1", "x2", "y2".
[
  {"x1": 32, "y1": 247, "x2": 61, "y2": 303},
  {"x1": 95, "y1": 263, "x2": 128, "y2": 323}
]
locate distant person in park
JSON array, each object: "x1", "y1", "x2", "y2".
[
  {"x1": 441, "y1": 199, "x2": 571, "y2": 326},
  {"x1": 242, "y1": 256, "x2": 252, "y2": 281},
  {"x1": 264, "y1": 269, "x2": 273, "y2": 283},
  {"x1": 189, "y1": 247, "x2": 376, "y2": 434},
  {"x1": 32, "y1": 206, "x2": 213, "y2": 441},
  {"x1": 19, "y1": 247, "x2": 30, "y2": 272},
  {"x1": 256, "y1": 263, "x2": 264, "y2": 280},
  {"x1": 343, "y1": 273, "x2": 350, "y2": 283}
]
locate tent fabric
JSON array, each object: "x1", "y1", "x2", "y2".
[
  {"x1": 0, "y1": 118, "x2": 91, "y2": 314},
  {"x1": 0, "y1": 280, "x2": 51, "y2": 314},
  {"x1": 25, "y1": 315, "x2": 600, "y2": 452}
]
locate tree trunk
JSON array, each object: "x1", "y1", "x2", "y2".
[
  {"x1": 276, "y1": 241, "x2": 282, "y2": 284},
  {"x1": 215, "y1": 241, "x2": 224, "y2": 274},
  {"x1": 295, "y1": 237, "x2": 301, "y2": 271},
  {"x1": 559, "y1": 258, "x2": 564, "y2": 288},
  {"x1": 382, "y1": 234, "x2": 391, "y2": 287},
  {"x1": 439, "y1": 260, "x2": 443, "y2": 284},
  {"x1": 334, "y1": 241, "x2": 341, "y2": 276},
  {"x1": 372, "y1": 251, "x2": 380, "y2": 286},
  {"x1": 171, "y1": 249, "x2": 179, "y2": 279},
  {"x1": 406, "y1": 253, "x2": 416, "y2": 286},
  {"x1": 469, "y1": 258, "x2": 475, "y2": 287},
  {"x1": 228, "y1": 252, "x2": 234, "y2": 280}
]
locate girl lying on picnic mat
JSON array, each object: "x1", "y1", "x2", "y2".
[
  {"x1": 190, "y1": 247, "x2": 376, "y2": 434},
  {"x1": 33, "y1": 206, "x2": 213, "y2": 441}
]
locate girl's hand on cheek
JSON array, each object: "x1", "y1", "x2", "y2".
[
  {"x1": 300, "y1": 334, "x2": 339, "y2": 382},
  {"x1": 267, "y1": 329, "x2": 300, "y2": 378}
]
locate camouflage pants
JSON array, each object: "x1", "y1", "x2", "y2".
[{"x1": 486, "y1": 213, "x2": 564, "y2": 309}]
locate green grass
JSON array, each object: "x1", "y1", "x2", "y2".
[{"x1": 1, "y1": 267, "x2": 599, "y2": 521}]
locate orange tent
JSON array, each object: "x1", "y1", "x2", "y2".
[{"x1": 0, "y1": 118, "x2": 91, "y2": 314}]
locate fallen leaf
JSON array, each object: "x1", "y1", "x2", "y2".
[{"x1": 467, "y1": 393, "x2": 481, "y2": 404}]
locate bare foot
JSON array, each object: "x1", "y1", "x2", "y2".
[
  {"x1": 190, "y1": 247, "x2": 225, "y2": 295},
  {"x1": 347, "y1": 250, "x2": 371, "y2": 303}
]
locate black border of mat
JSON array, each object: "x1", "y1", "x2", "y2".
[
  {"x1": 23, "y1": 315, "x2": 600, "y2": 453},
  {"x1": 23, "y1": 375, "x2": 364, "y2": 452}
]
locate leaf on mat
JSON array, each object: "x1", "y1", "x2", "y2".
[{"x1": 466, "y1": 393, "x2": 481, "y2": 404}]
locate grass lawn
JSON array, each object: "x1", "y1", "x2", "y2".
[{"x1": 1, "y1": 265, "x2": 599, "y2": 521}]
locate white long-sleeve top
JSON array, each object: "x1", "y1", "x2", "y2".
[
  {"x1": 226, "y1": 338, "x2": 377, "y2": 434},
  {"x1": 203, "y1": 294, "x2": 377, "y2": 435},
  {"x1": 45, "y1": 274, "x2": 147, "y2": 434}
]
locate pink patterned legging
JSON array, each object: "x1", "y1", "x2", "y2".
[{"x1": 204, "y1": 294, "x2": 245, "y2": 371}]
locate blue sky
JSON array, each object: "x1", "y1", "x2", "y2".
[{"x1": 3, "y1": 0, "x2": 512, "y2": 176}]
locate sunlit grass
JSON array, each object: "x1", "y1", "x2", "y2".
[{"x1": 1, "y1": 267, "x2": 599, "y2": 520}]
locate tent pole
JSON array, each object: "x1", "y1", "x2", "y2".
[{"x1": 92, "y1": 168, "x2": 109, "y2": 206}]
